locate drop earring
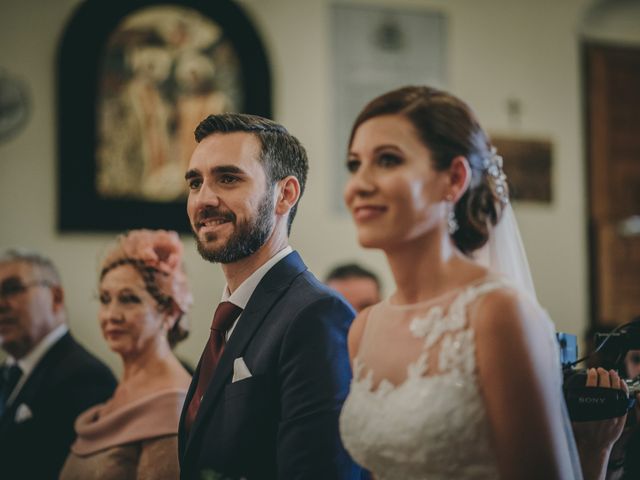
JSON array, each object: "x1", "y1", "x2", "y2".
[{"x1": 447, "y1": 199, "x2": 458, "y2": 235}]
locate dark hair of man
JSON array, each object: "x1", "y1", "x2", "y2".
[
  {"x1": 194, "y1": 113, "x2": 309, "y2": 235},
  {"x1": 325, "y1": 263, "x2": 381, "y2": 292}
]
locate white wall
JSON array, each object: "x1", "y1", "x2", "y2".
[{"x1": 1, "y1": 0, "x2": 610, "y2": 371}]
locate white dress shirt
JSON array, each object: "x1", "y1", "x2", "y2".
[
  {"x1": 5, "y1": 323, "x2": 69, "y2": 405},
  {"x1": 221, "y1": 246, "x2": 293, "y2": 340}
]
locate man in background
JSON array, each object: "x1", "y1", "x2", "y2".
[
  {"x1": 325, "y1": 263, "x2": 382, "y2": 313},
  {"x1": 0, "y1": 249, "x2": 116, "y2": 479}
]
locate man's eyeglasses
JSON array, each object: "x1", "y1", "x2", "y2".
[{"x1": 0, "y1": 278, "x2": 53, "y2": 300}]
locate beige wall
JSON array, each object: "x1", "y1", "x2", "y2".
[{"x1": 0, "y1": 0, "x2": 611, "y2": 371}]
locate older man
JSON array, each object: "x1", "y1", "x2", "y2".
[{"x1": 0, "y1": 249, "x2": 116, "y2": 480}]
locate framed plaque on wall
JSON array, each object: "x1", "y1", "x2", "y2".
[{"x1": 330, "y1": 4, "x2": 447, "y2": 213}]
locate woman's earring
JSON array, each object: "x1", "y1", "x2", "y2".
[{"x1": 447, "y1": 201, "x2": 459, "y2": 235}]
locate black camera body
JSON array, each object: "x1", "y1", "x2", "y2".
[
  {"x1": 558, "y1": 329, "x2": 639, "y2": 422},
  {"x1": 563, "y1": 370, "x2": 636, "y2": 421}
]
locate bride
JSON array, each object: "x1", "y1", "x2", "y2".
[{"x1": 338, "y1": 86, "x2": 582, "y2": 479}]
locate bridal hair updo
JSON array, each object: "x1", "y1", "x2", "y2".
[
  {"x1": 99, "y1": 229, "x2": 193, "y2": 346},
  {"x1": 349, "y1": 85, "x2": 508, "y2": 255}
]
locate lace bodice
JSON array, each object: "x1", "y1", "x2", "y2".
[{"x1": 340, "y1": 278, "x2": 557, "y2": 480}]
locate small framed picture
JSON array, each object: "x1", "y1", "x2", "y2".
[{"x1": 491, "y1": 135, "x2": 553, "y2": 203}]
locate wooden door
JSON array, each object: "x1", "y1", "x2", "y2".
[{"x1": 586, "y1": 44, "x2": 640, "y2": 328}]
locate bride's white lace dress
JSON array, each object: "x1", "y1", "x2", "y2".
[{"x1": 339, "y1": 277, "x2": 564, "y2": 480}]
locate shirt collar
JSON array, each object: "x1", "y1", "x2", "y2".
[
  {"x1": 221, "y1": 246, "x2": 293, "y2": 309},
  {"x1": 7, "y1": 324, "x2": 68, "y2": 377}
]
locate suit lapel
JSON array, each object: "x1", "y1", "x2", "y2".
[
  {"x1": 183, "y1": 251, "x2": 307, "y2": 459},
  {"x1": 0, "y1": 333, "x2": 72, "y2": 432}
]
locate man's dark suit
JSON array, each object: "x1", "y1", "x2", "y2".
[
  {"x1": 179, "y1": 252, "x2": 361, "y2": 480},
  {"x1": 0, "y1": 332, "x2": 116, "y2": 479}
]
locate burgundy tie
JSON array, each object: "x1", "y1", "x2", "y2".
[{"x1": 185, "y1": 301, "x2": 242, "y2": 433}]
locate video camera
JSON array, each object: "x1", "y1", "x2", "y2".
[{"x1": 558, "y1": 319, "x2": 640, "y2": 422}]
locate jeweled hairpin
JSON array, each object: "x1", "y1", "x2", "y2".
[{"x1": 483, "y1": 147, "x2": 509, "y2": 205}]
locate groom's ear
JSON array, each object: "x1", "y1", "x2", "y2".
[
  {"x1": 448, "y1": 156, "x2": 472, "y2": 202},
  {"x1": 275, "y1": 175, "x2": 301, "y2": 217}
]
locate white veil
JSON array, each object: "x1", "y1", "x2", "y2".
[
  {"x1": 471, "y1": 203, "x2": 537, "y2": 299},
  {"x1": 469, "y1": 164, "x2": 584, "y2": 479}
]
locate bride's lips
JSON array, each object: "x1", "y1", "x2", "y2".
[
  {"x1": 352, "y1": 205, "x2": 387, "y2": 221},
  {"x1": 104, "y1": 329, "x2": 126, "y2": 338}
]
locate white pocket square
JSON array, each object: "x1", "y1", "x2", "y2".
[
  {"x1": 14, "y1": 403, "x2": 33, "y2": 423},
  {"x1": 232, "y1": 357, "x2": 252, "y2": 383}
]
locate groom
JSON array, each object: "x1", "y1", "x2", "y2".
[{"x1": 179, "y1": 113, "x2": 361, "y2": 479}]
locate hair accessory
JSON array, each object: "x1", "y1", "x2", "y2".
[
  {"x1": 100, "y1": 229, "x2": 193, "y2": 315},
  {"x1": 483, "y1": 147, "x2": 509, "y2": 205}
]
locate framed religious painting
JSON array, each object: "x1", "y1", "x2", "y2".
[{"x1": 57, "y1": 0, "x2": 271, "y2": 232}]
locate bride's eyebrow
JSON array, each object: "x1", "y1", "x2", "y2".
[
  {"x1": 372, "y1": 144, "x2": 403, "y2": 153},
  {"x1": 348, "y1": 144, "x2": 403, "y2": 158}
]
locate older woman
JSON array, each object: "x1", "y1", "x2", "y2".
[{"x1": 60, "y1": 229, "x2": 193, "y2": 480}]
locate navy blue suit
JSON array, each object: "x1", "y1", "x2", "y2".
[
  {"x1": 178, "y1": 252, "x2": 361, "y2": 479},
  {"x1": 0, "y1": 332, "x2": 116, "y2": 479}
]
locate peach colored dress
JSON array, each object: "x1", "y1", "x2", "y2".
[{"x1": 60, "y1": 389, "x2": 186, "y2": 480}]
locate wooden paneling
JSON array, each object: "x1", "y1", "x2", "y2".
[
  {"x1": 587, "y1": 44, "x2": 640, "y2": 328},
  {"x1": 597, "y1": 224, "x2": 640, "y2": 326}
]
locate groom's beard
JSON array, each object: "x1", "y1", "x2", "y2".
[{"x1": 194, "y1": 186, "x2": 275, "y2": 264}]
